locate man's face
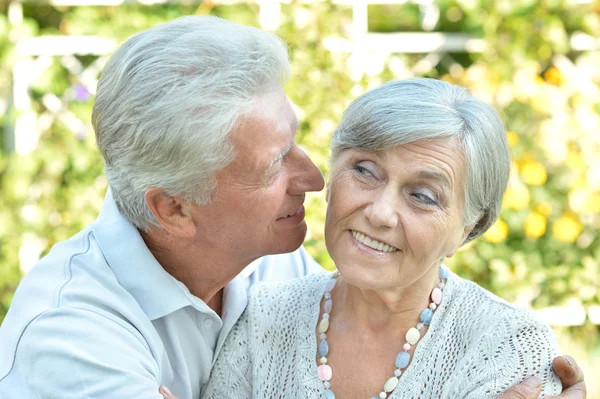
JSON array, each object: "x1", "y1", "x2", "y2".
[{"x1": 190, "y1": 89, "x2": 324, "y2": 263}]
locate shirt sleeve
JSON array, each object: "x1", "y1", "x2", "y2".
[
  {"x1": 201, "y1": 312, "x2": 253, "y2": 399},
  {"x1": 445, "y1": 307, "x2": 562, "y2": 399},
  {"x1": 0, "y1": 307, "x2": 163, "y2": 399}
]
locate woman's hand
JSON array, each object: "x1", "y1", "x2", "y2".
[
  {"x1": 498, "y1": 355, "x2": 586, "y2": 399},
  {"x1": 159, "y1": 386, "x2": 178, "y2": 399}
]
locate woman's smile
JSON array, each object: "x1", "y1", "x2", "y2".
[{"x1": 349, "y1": 230, "x2": 399, "y2": 254}]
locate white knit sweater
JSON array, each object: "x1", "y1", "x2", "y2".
[{"x1": 203, "y1": 271, "x2": 561, "y2": 399}]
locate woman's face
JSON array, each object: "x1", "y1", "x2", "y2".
[{"x1": 325, "y1": 138, "x2": 471, "y2": 291}]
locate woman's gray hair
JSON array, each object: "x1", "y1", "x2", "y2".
[
  {"x1": 93, "y1": 16, "x2": 289, "y2": 231},
  {"x1": 331, "y1": 78, "x2": 510, "y2": 243}
]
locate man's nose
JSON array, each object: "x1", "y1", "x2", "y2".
[{"x1": 288, "y1": 146, "x2": 325, "y2": 195}]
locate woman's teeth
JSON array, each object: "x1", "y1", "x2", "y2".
[{"x1": 351, "y1": 231, "x2": 398, "y2": 253}]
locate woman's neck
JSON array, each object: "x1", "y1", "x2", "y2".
[{"x1": 332, "y1": 264, "x2": 440, "y2": 334}]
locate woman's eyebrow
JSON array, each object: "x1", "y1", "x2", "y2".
[{"x1": 417, "y1": 170, "x2": 452, "y2": 189}]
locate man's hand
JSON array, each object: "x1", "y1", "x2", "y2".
[
  {"x1": 546, "y1": 356, "x2": 587, "y2": 399},
  {"x1": 498, "y1": 355, "x2": 586, "y2": 399}
]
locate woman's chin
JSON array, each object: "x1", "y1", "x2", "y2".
[{"x1": 336, "y1": 265, "x2": 389, "y2": 291}]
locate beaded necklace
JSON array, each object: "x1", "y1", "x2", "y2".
[{"x1": 316, "y1": 265, "x2": 449, "y2": 399}]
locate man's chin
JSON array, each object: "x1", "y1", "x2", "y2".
[{"x1": 269, "y1": 227, "x2": 307, "y2": 255}]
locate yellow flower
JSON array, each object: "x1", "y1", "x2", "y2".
[
  {"x1": 544, "y1": 67, "x2": 565, "y2": 86},
  {"x1": 506, "y1": 131, "x2": 520, "y2": 147},
  {"x1": 484, "y1": 218, "x2": 509, "y2": 243},
  {"x1": 520, "y1": 161, "x2": 547, "y2": 186},
  {"x1": 552, "y1": 214, "x2": 583, "y2": 243},
  {"x1": 524, "y1": 211, "x2": 547, "y2": 239},
  {"x1": 535, "y1": 202, "x2": 552, "y2": 216},
  {"x1": 503, "y1": 185, "x2": 530, "y2": 210},
  {"x1": 506, "y1": 130, "x2": 520, "y2": 148}
]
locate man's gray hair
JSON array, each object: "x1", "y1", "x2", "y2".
[
  {"x1": 93, "y1": 16, "x2": 289, "y2": 231},
  {"x1": 331, "y1": 78, "x2": 510, "y2": 243}
]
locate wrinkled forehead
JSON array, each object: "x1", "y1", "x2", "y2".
[{"x1": 331, "y1": 136, "x2": 466, "y2": 166}]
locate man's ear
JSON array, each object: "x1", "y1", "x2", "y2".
[{"x1": 145, "y1": 188, "x2": 196, "y2": 238}]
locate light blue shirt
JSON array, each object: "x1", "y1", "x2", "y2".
[{"x1": 0, "y1": 189, "x2": 323, "y2": 399}]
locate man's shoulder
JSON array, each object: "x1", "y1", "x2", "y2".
[{"x1": 0, "y1": 227, "x2": 147, "y2": 382}]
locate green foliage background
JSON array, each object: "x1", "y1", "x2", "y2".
[{"x1": 0, "y1": 1, "x2": 599, "y2": 394}]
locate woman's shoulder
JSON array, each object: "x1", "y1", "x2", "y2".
[
  {"x1": 246, "y1": 271, "x2": 332, "y2": 319},
  {"x1": 439, "y1": 272, "x2": 561, "y2": 397},
  {"x1": 444, "y1": 272, "x2": 555, "y2": 338},
  {"x1": 249, "y1": 270, "x2": 332, "y2": 297}
]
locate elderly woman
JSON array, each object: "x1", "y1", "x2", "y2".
[{"x1": 199, "y1": 78, "x2": 561, "y2": 398}]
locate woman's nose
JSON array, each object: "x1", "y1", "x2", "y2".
[{"x1": 364, "y1": 188, "x2": 400, "y2": 229}]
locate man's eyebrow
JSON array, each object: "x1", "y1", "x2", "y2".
[
  {"x1": 266, "y1": 142, "x2": 293, "y2": 174},
  {"x1": 417, "y1": 170, "x2": 452, "y2": 188},
  {"x1": 265, "y1": 118, "x2": 299, "y2": 174}
]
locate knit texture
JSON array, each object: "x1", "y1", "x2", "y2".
[{"x1": 203, "y1": 271, "x2": 561, "y2": 398}]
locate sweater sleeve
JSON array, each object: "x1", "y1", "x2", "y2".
[
  {"x1": 202, "y1": 312, "x2": 253, "y2": 399},
  {"x1": 445, "y1": 307, "x2": 562, "y2": 399}
]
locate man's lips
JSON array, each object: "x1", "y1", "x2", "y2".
[{"x1": 277, "y1": 205, "x2": 305, "y2": 221}]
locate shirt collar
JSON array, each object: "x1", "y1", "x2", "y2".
[{"x1": 91, "y1": 188, "x2": 202, "y2": 320}]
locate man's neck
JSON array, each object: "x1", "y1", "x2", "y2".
[
  {"x1": 141, "y1": 229, "x2": 251, "y2": 315},
  {"x1": 206, "y1": 289, "x2": 224, "y2": 315}
]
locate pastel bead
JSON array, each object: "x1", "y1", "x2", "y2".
[
  {"x1": 323, "y1": 389, "x2": 336, "y2": 399},
  {"x1": 326, "y1": 278, "x2": 337, "y2": 292},
  {"x1": 318, "y1": 364, "x2": 332, "y2": 381},
  {"x1": 403, "y1": 343, "x2": 411, "y2": 351},
  {"x1": 439, "y1": 265, "x2": 449, "y2": 279},
  {"x1": 384, "y1": 376, "x2": 399, "y2": 392},
  {"x1": 324, "y1": 299, "x2": 333, "y2": 313},
  {"x1": 431, "y1": 287, "x2": 442, "y2": 305},
  {"x1": 319, "y1": 319, "x2": 330, "y2": 333},
  {"x1": 406, "y1": 327, "x2": 420, "y2": 345},
  {"x1": 379, "y1": 392, "x2": 387, "y2": 399},
  {"x1": 420, "y1": 308, "x2": 433, "y2": 325},
  {"x1": 395, "y1": 351, "x2": 410, "y2": 368},
  {"x1": 319, "y1": 340, "x2": 329, "y2": 357}
]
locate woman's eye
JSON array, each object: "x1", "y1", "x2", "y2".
[
  {"x1": 412, "y1": 192, "x2": 437, "y2": 205},
  {"x1": 353, "y1": 164, "x2": 374, "y2": 178}
]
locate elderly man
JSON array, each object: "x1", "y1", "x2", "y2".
[{"x1": 0, "y1": 16, "x2": 586, "y2": 399}]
